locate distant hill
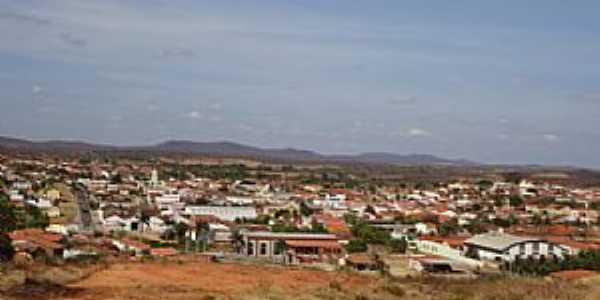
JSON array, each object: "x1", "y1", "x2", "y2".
[
  {"x1": 0, "y1": 136, "x2": 115, "y2": 152},
  {"x1": 0, "y1": 136, "x2": 475, "y2": 166}
]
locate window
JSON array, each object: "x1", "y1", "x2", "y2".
[
  {"x1": 548, "y1": 244, "x2": 554, "y2": 252},
  {"x1": 247, "y1": 241, "x2": 254, "y2": 256},
  {"x1": 519, "y1": 244, "x2": 525, "y2": 254},
  {"x1": 532, "y1": 242, "x2": 540, "y2": 253},
  {"x1": 260, "y1": 242, "x2": 268, "y2": 256}
]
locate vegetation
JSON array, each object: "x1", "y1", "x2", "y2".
[
  {"x1": 345, "y1": 217, "x2": 406, "y2": 253},
  {"x1": 438, "y1": 219, "x2": 460, "y2": 236},
  {"x1": 0, "y1": 194, "x2": 17, "y2": 233},
  {"x1": 14, "y1": 204, "x2": 49, "y2": 230},
  {"x1": 271, "y1": 222, "x2": 328, "y2": 234},
  {"x1": 510, "y1": 249, "x2": 600, "y2": 276},
  {"x1": 189, "y1": 164, "x2": 249, "y2": 181},
  {"x1": 300, "y1": 201, "x2": 313, "y2": 216},
  {"x1": 509, "y1": 195, "x2": 524, "y2": 207},
  {"x1": 0, "y1": 233, "x2": 15, "y2": 262},
  {"x1": 345, "y1": 239, "x2": 368, "y2": 253},
  {"x1": 0, "y1": 194, "x2": 15, "y2": 262}
]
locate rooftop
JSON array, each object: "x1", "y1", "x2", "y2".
[
  {"x1": 245, "y1": 231, "x2": 338, "y2": 240},
  {"x1": 465, "y1": 232, "x2": 543, "y2": 251}
]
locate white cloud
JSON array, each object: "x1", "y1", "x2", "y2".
[
  {"x1": 187, "y1": 111, "x2": 203, "y2": 119},
  {"x1": 407, "y1": 128, "x2": 431, "y2": 137},
  {"x1": 209, "y1": 103, "x2": 222, "y2": 111},
  {"x1": 542, "y1": 133, "x2": 560, "y2": 142},
  {"x1": 32, "y1": 85, "x2": 43, "y2": 94},
  {"x1": 497, "y1": 133, "x2": 509, "y2": 140}
]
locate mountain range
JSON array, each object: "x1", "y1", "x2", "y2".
[{"x1": 0, "y1": 136, "x2": 475, "y2": 166}]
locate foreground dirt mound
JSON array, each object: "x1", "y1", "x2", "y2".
[
  {"x1": 5, "y1": 280, "x2": 84, "y2": 300},
  {"x1": 10, "y1": 261, "x2": 599, "y2": 300},
  {"x1": 37, "y1": 261, "x2": 372, "y2": 300}
]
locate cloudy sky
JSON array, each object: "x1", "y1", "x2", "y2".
[{"x1": 1, "y1": 1, "x2": 599, "y2": 167}]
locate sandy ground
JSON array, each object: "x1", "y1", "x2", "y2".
[{"x1": 37, "y1": 261, "x2": 373, "y2": 300}]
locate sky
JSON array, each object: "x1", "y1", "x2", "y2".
[{"x1": 1, "y1": 1, "x2": 599, "y2": 168}]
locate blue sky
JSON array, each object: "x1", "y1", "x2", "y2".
[{"x1": 1, "y1": 1, "x2": 599, "y2": 167}]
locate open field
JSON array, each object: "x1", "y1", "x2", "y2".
[{"x1": 4, "y1": 260, "x2": 600, "y2": 300}]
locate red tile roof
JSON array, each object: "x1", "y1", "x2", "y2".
[
  {"x1": 150, "y1": 247, "x2": 178, "y2": 257},
  {"x1": 122, "y1": 239, "x2": 151, "y2": 251},
  {"x1": 8, "y1": 228, "x2": 64, "y2": 251}
]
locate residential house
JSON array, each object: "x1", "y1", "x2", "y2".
[{"x1": 241, "y1": 231, "x2": 344, "y2": 265}]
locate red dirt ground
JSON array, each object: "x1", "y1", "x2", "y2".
[{"x1": 44, "y1": 261, "x2": 373, "y2": 300}]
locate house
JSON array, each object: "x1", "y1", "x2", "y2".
[
  {"x1": 187, "y1": 215, "x2": 233, "y2": 245},
  {"x1": 414, "y1": 222, "x2": 437, "y2": 235},
  {"x1": 464, "y1": 232, "x2": 568, "y2": 263},
  {"x1": 112, "y1": 239, "x2": 150, "y2": 256},
  {"x1": 346, "y1": 253, "x2": 382, "y2": 271},
  {"x1": 9, "y1": 228, "x2": 65, "y2": 258},
  {"x1": 102, "y1": 215, "x2": 140, "y2": 232},
  {"x1": 150, "y1": 247, "x2": 178, "y2": 257},
  {"x1": 46, "y1": 189, "x2": 61, "y2": 201},
  {"x1": 241, "y1": 231, "x2": 344, "y2": 265},
  {"x1": 12, "y1": 181, "x2": 32, "y2": 191},
  {"x1": 45, "y1": 206, "x2": 61, "y2": 218},
  {"x1": 46, "y1": 223, "x2": 69, "y2": 235},
  {"x1": 147, "y1": 216, "x2": 168, "y2": 233}
]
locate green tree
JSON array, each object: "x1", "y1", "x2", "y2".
[
  {"x1": 0, "y1": 194, "x2": 15, "y2": 261},
  {"x1": 438, "y1": 220, "x2": 460, "y2": 237},
  {"x1": 0, "y1": 233, "x2": 15, "y2": 262},
  {"x1": 345, "y1": 239, "x2": 368, "y2": 253},
  {"x1": 300, "y1": 201, "x2": 312, "y2": 216},
  {"x1": 477, "y1": 180, "x2": 494, "y2": 190},
  {"x1": 174, "y1": 222, "x2": 189, "y2": 244},
  {"x1": 19, "y1": 205, "x2": 49, "y2": 229},
  {"x1": 310, "y1": 222, "x2": 328, "y2": 234},
  {"x1": 111, "y1": 173, "x2": 123, "y2": 184},
  {"x1": 274, "y1": 240, "x2": 288, "y2": 255},
  {"x1": 509, "y1": 195, "x2": 524, "y2": 207},
  {"x1": 231, "y1": 229, "x2": 244, "y2": 253},
  {"x1": 0, "y1": 196, "x2": 17, "y2": 233},
  {"x1": 387, "y1": 238, "x2": 407, "y2": 253},
  {"x1": 365, "y1": 205, "x2": 376, "y2": 215}
]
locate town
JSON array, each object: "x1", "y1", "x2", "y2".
[{"x1": 3, "y1": 150, "x2": 600, "y2": 286}]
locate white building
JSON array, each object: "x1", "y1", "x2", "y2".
[
  {"x1": 184, "y1": 206, "x2": 257, "y2": 222},
  {"x1": 313, "y1": 193, "x2": 347, "y2": 209},
  {"x1": 464, "y1": 232, "x2": 568, "y2": 263},
  {"x1": 147, "y1": 216, "x2": 167, "y2": 233}
]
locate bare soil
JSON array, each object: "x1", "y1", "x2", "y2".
[{"x1": 13, "y1": 261, "x2": 372, "y2": 300}]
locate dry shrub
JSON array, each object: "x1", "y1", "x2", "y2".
[
  {"x1": 328, "y1": 280, "x2": 343, "y2": 291},
  {"x1": 382, "y1": 284, "x2": 406, "y2": 297},
  {"x1": 355, "y1": 294, "x2": 370, "y2": 300}
]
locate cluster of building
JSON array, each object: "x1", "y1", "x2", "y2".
[{"x1": 3, "y1": 154, "x2": 600, "y2": 275}]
